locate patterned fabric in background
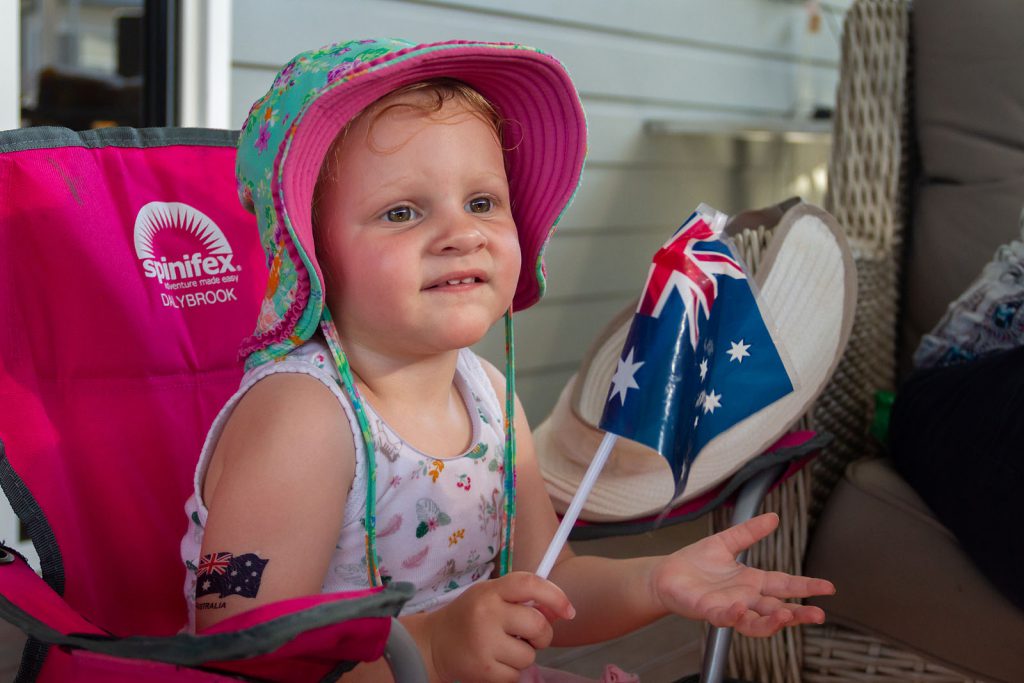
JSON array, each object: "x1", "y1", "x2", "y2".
[{"x1": 914, "y1": 239, "x2": 1024, "y2": 368}]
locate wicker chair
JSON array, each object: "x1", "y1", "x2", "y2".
[
  {"x1": 804, "y1": 1, "x2": 1024, "y2": 681},
  {"x1": 713, "y1": 1, "x2": 1024, "y2": 681},
  {"x1": 706, "y1": 5, "x2": 909, "y2": 674}
]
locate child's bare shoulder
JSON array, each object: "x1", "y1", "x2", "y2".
[
  {"x1": 204, "y1": 372, "x2": 356, "y2": 502},
  {"x1": 231, "y1": 372, "x2": 351, "y2": 437}
]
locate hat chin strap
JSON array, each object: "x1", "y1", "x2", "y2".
[
  {"x1": 500, "y1": 308, "x2": 517, "y2": 576},
  {"x1": 319, "y1": 310, "x2": 385, "y2": 587},
  {"x1": 318, "y1": 307, "x2": 519, "y2": 587}
]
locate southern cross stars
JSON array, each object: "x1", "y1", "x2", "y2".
[
  {"x1": 703, "y1": 389, "x2": 722, "y2": 414},
  {"x1": 727, "y1": 339, "x2": 751, "y2": 362},
  {"x1": 608, "y1": 347, "x2": 644, "y2": 405}
]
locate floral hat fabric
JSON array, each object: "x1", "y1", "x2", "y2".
[{"x1": 235, "y1": 38, "x2": 588, "y2": 368}]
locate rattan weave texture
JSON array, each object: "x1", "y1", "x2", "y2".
[{"x1": 802, "y1": 1, "x2": 981, "y2": 682}]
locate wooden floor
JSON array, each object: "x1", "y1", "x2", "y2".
[{"x1": 0, "y1": 517, "x2": 711, "y2": 682}]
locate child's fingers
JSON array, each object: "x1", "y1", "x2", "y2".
[
  {"x1": 759, "y1": 570, "x2": 836, "y2": 599},
  {"x1": 705, "y1": 600, "x2": 747, "y2": 627},
  {"x1": 786, "y1": 604, "x2": 827, "y2": 625},
  {"x1": 485, "y1": 659, "x2": 530, "y2": 683},
  {"x1": 495, "y1": 625, "x2": 543, "y2": 671},
  {"x1": 706, "y1": 598, "x2": 826, "y2": 635},
  {"x1": 734, "y1": 608, "x2": 793, "y2": 637},
  {"x1": 706, "y1": 603, "x2": 777, "y2": 635},
  {"x1": 737, "y1": 604, "x2": 827, "y2": 637},
  {"x1": 715, "y1": 513, "x2": 780, "y2": 556},
  {"x1": 533, "y1": 601, "x2": 569, "y2": 624},
  {"x1": 496, "y1": 571, "x2": 576, "y2": 621},
  {"x1": 750, "y1": 597, "x2": 827, "y2": 624},
  {"x1": 750, "y1": 595, "x2": 788, "y2": 616},
  {"x1": 504, "y1": 603, "x2": 556, "y2": 650}
]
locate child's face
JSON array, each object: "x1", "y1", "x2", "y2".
[{"x1": 317, "y1": 92, "x2": 521, "y2": 357}]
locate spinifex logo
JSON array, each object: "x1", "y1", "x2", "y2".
[
  {"x1": 142, "y1": 250, "x2": 238, "y2": 282},
  {"x1": 134, "y1": 201, "x2": 242, "y2": 309}
]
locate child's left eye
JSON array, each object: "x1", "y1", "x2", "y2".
[
  {"x1": 466, "y1": 197, "x2": 493, "y2": 214},
  {"x1": 384, "y1": 206, "x2": 418, "y2": 223}
]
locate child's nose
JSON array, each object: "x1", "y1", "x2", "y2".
[{"x1": 433, "y1": 214, "x2": 488, "y2": 255}]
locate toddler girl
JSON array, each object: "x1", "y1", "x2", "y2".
[{"x1": 180, "y1": 38, "x2": 834, "y2": 683}]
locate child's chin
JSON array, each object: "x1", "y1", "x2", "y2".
[
  {"x1": 430, "y1": 319, "x2": 495, "y2": 350},
  {"x1": 437, "y1": 327, "x2": 491, "y2": 351}
]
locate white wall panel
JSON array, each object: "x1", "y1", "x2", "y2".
[
  {"x1": 404, "y1": 0, "x2": 849, "y2": 63},
  {"x1": 231, "y1": 0, "x2": 843, "y2": 118},
  {"x1": 0, "y1": 0, "x2": 18, "y2": 130}
]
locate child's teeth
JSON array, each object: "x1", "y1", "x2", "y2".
[
  {"x1": 447, "y1": 279, "x2": 459, "y2": 285},
  {"x1": 461, "y1": 277, "x2": 474, "y2": 283}
]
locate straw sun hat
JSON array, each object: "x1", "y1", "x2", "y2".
[{"x1": 534, "y1": 202, "x2": 857, "y2": 522}]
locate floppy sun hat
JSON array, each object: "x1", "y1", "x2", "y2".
[
  {"x1": 535, "y1": 203, "x2": 857, "y2": 522},
  {"x1": 236, "y1": 38, "x2": 586, "y2": 364},
  {"x1": 234, "y1": 38, "x2": 586, "y2": 583}
]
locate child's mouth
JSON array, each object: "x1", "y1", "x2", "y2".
[{"x1": 426, "y1": 273, "x2": 486, "y2": 290}]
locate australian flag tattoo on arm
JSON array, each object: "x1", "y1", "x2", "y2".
[{"x1": 196, "y1": 552, "x2": 269, "y2": 599}]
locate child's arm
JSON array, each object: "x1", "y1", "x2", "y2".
[
  {"x1": 543, "y1": 512, "x2": 833, "y2": 644},
  {"x1": 480, "y1": 362, "x2": 834, "y2": 647},
  {"x1": 195, "y1": 373, "x2": 356, "y2": 630},
  {"x1": 197, "y1": 372, "x2": 574, "y2": 683}
]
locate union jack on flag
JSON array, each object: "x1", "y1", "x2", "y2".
[
  {"x1": 639, "y1": 211, "x2": 747, "y2": 349},
  {"x1": 197, "y1": 552, "x2": 233, "y2": 577},
  {"x1": 599, "y1": 204, "x2": 794, "y2": 497}
]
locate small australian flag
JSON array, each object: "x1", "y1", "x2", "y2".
[
  {"x1": 195, "y1": 552, "x2": 269, "y2": 599},
  {"x1": 599, "y1": 205, "x2": 795, "y2": 498}
]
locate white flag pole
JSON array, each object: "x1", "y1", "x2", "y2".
[{"x1": 535, "y1": 431, "x2": 619, "y2": 579}]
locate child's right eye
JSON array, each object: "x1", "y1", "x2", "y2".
[{"x1": 384, "y1": 206, "x2": 418, "y2": 223}]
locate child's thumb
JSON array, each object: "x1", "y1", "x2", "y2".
[{"x1": 534, "y1": 600, "x2": 576, "y2": 623}]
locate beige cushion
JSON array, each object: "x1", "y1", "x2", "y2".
[
  {"x1": 900, "y1": 0, "x2": 1024, "y2": 370},
  {"x1": 805, "y1": 457, "x2": 1024, "y2": 683}
]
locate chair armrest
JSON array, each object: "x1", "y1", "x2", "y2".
[
  {"x1": 0, "y1": 545, "x2": 108, "y2": 638},
  {"x1": 0, "y1": 545, "x2": 423, "y2": 681}
]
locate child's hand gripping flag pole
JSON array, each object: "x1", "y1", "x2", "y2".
[{"x1": 536, "y1": 204, "x2": 795, "y2": 579}]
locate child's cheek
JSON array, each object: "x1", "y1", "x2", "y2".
[{"x1": 500, "y1": 229, "x2": 522, "y2": 279}]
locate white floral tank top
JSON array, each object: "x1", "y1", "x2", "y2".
[{"x1": 179, "y1": 336, "x2": 506, "y2": 632}]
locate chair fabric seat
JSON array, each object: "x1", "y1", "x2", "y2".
[
  {"x1": 0, "y1": 126, "x2": 418, "y2": 682},
  {"x1": 805, "y1": 457, "x2": 1024, "y2": 683}
]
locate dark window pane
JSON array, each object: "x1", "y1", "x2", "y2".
[{"x1": 20, "y1": 0, "x2": 146, "y2": 129}]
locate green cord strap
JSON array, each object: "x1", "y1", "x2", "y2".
[
  {"x1": 500, "y1": 308, "x2": 517, "y2": 575},
  {"x1": 319, "y1": 312, "x2": 382, "y2": 588}
]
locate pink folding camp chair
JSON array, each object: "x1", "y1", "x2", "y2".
[{"x1": 0, "y1": 126, "x2": 426, "y2": 682}]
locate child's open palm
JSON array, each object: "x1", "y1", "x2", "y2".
[{"x1": 649, "y1": 512, "x2": 834, "y2": 637}]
